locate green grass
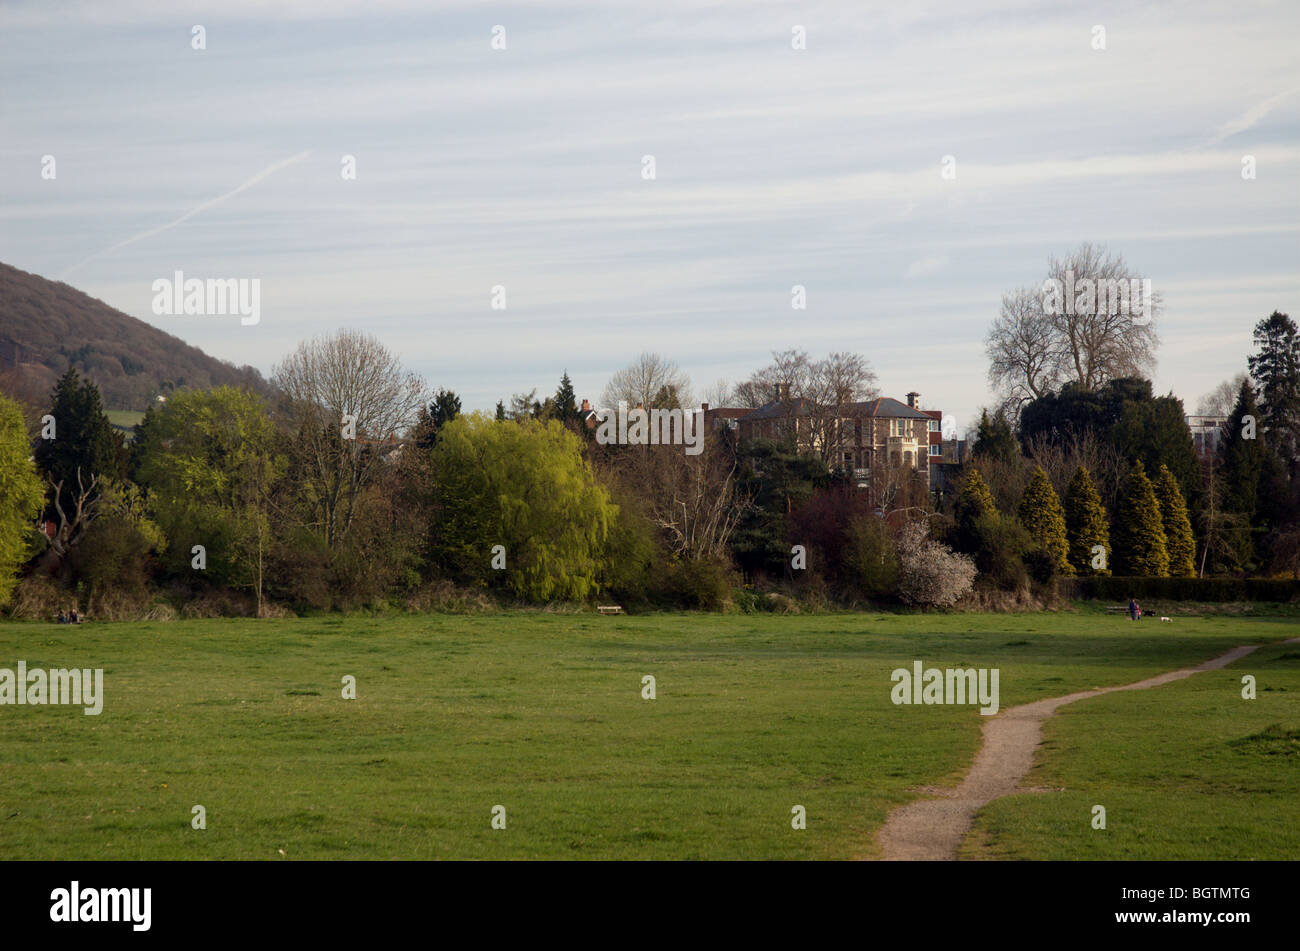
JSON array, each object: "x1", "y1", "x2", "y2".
[
  {"x1": 964, "y1": 637, "x2": 1300, "y2": 860},
  {"x1": 105, "y1": 409, "x2": 144, "y2": 438},
  {"x1": 0, "y1": 612, "x2": 1294, "y2": 859}
]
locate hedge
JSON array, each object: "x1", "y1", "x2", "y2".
[{"x1": 1060, "y1": 575, "x2": 1300, "y2": 602}]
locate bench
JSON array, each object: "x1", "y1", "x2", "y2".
[
  {"x1": 596, "y1": 605, "x2": 623, "y2": 615},
  {"x1": 1105, "y1": 605, "x2": 1130, "y2": 614}
]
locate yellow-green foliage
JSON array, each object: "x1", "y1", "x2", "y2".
[
  {"x1": 1154, "y1": 464, "x2": 1196, "y2": 577},
  {"x1": 0, "y1": 395, "x2": 45, "y2": 605},
  {"x1": 1113, "y1": 461, "x2": 1169, "y2": 576},
  {"x1": 956, "y1": 467, "x2": 997, "y2": 526},
  {"x1": 431, "y1": 413, "x2": 615, "y2": 601},
  {"x1": 1018, "y1": 465, "x2": 1071, "y2": 575},
  {"x1": 134, "y1": 387, "x2": 282, "y2": 589},
  {"x1": 1064, "y1": 466, "x2": 1110, "y2": 574}
]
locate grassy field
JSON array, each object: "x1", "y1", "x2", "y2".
[
  {"x1": 965, "y1": 634, "x2": 1300, "y2": 859},
  {"x1": 0, "y1": 610, "x2": 1295, "y2": 860},
  {"x1": 105, "y1": 409, "x2": 145, "y2": 439}
]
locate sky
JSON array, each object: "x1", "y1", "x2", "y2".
[{"x1": 1, "y1": 0, "x2": 1298, "y2": 434}]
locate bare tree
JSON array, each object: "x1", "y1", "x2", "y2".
[
  {"x1": 612, "y1": 433, "x2": 751, "y2": 562},
  {"x1": 1196, "y1": 373, "x2": 1250, "y2": 417},
  {"x1": 602, "y1": 353, "x2": 693, "y2": 410},
  {"x1": 41, "y1": 468, "x2": 99, "y2": 564},
  {"x1": 986, "y1": 287, "x2": 1060, "y2": 411},
  {"x1": 508, "y1": 389, "x2": 539, "y2": 421},
  {"x1": 273, "y1": 329, "x2": 426, "y2": 547},
  {"x1": 736, "y1": 349, "x2": 879, "y2": 466},
  {"x1": 986, "y1": 243, "x2": 1161, "y2": 407},
  {"x1": 702, "y1": 378, "x2": 736, "y2": 407}
]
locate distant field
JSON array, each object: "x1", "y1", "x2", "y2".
[
  {"x1": 105, "y1": 409, "x2": 145, "y2": 437},
  {"x1": 0, "y1": 611, "x2": 1294, "y2": 860}
]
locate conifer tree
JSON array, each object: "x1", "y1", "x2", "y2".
[
  {"x1": 34, "y1": 368, "x2": 121, "y2": 516},
  {"x1": 953, "y1": 467, "x2": 998, "y2": 555},
  {"x1": 1247, "y1": 310, "x2": 1300, "y2": 465},
  {"x1": 1219, "y1": 378, "x2": 1263, "y2": 519},
  {"x1": 554, "y1": 372, "x2": 579, "y2": 425},
  {"x1": 970, "y1": 409, "x2": 1017, "y2": 464},
  {"x1": 955, "y1": 467, "x2": 996, "y2": 526},
  {"x1": 1064, "y1": 466, "x2": 1110, "y2": 574},
  {"x1": 1112, "y1": 461, "x2": 1169, "y2": 576},
  {"x1": 1018, "y1": 465, "x2": 1071, "y2": 574},
  {"x1": 1154, "y1": 464, "x2": 1196, "y2": 577}
]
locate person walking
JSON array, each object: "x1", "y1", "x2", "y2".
[{"x1": 1129, "y1": 598, "x2": 1138, "y2": 621}]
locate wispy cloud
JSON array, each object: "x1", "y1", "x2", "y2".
[
  {"x1": 62, "y1": 150, "x2": 311, "y2": 274},
  {"x1": 1205, "y1": 90, "x2": 1295, "y2": 146}
]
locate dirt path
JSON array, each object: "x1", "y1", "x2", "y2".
[{"x1": 875, "y1": 637, "x2": 1298, "y2": 861}]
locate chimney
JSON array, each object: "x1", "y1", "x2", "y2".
[
  {"x1": 906, "y1": 391, "x2": 921, "y2": 409},
  {"x1": 701, "y1": 402, "x2": 710, "y2": 413},
  {"x1": 581, "y1": 399, "x2": 591, "y2": 412},
  {"x1": 775, "y1": 382, "x2": 791, "y2": 401}
]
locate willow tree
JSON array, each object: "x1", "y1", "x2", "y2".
[{"x1": 430, "y1": 413, "x2": 616, "y2": 601}]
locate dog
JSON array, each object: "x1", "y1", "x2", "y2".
[{"x1": 1160, "y1": 616, "x2": 1172, "y2": 622}]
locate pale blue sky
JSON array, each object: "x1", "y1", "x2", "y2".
[{"x1": 2, "y1": 0, "x2": 1297, "y2": 431}]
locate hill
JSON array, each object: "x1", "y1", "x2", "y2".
[{"x1": 0, "y1": 261, "x2": 267, "y2": 412}]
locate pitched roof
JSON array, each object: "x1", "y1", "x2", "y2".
[
  {"x1": 846, "y1": 398, "x2": 932, "y2": 419},
  {"x1": 738, "y1": 397, "x2": 817, "y2": 421},
  {"x1": 705, "y1": 407, "x2": 751, "y2": 420}
]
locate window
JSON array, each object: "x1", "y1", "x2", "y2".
[
  {"x1": 929, "y1": 444, "x2": 941, "y2": 456},
  {"x1": 928, "y1": 419, "x2": 940, "y2": 432},
  {"x1": 891, "y1": 418, "x2": 909, "y2": 437}
]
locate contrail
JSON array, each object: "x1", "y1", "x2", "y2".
[{"x1": 63, "y1": 150, "x2": 312, "y2": 274}]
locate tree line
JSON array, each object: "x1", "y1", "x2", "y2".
[{"x1": 0, "y1": 272, "x2": 1296, "y2": 618}]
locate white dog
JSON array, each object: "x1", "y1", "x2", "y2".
[{"x1": 1160, "y1": 616, "x2": 1172, "y2": 622}]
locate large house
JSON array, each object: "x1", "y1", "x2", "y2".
[
  {"x1": 729, "y1": 387, "x2": 944, "y2": 486},
  {"x1": 577, "y1": 387, "x2": 950, "y2": 489},
  {"x1": 1186, "y1": 415, "x2": 1228, "y2": 460}
]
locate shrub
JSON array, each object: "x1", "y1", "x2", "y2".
[
  {"x1": 896, "y1": 522, "x2": 977, "y2": 607},
  {"x1": 841, "y1": 513, "x2": 898, "y2": 601}
]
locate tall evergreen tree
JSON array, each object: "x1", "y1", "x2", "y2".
[
  {"x1": 956, "y1": 467, "x2": 997, "y2": 525},
  {"x1": 953, "y1": 467, "x2": 998, "y2": 553},
  {"x1": 1018, "y1": 465, "x2": 1070, "y2": 574},
  {"x1": 1247, "y1": 310, "x2": 1300, "y2": 466},
  {"x1": 33, "y1": 369, "x2": 121, "y2": 516},
  {"x1": 971, "y1": 409, "x2": 1018, "y2": 464},
  {"x1": 1064, "y1": 466, "x2": 1110, "y2": 574},
  {"x1": 1112, "y1": 461, "x2": 1169, "y2": 576},
  {"x1": 494, "y1": 400, "x2": 507, "y2": 422},
  {"x1": 1154, "y1": 464, "x2": 1196, "y2": 577},
  {"x1": 412, "y1": 389, "x2": 462, "y2": 450},
  {"x1": 554, "y1": 372, "x2": 578, "y2": 425},
  {"x1": 1219, "y1": 379, "x2": 1263, "y2": 519}
]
